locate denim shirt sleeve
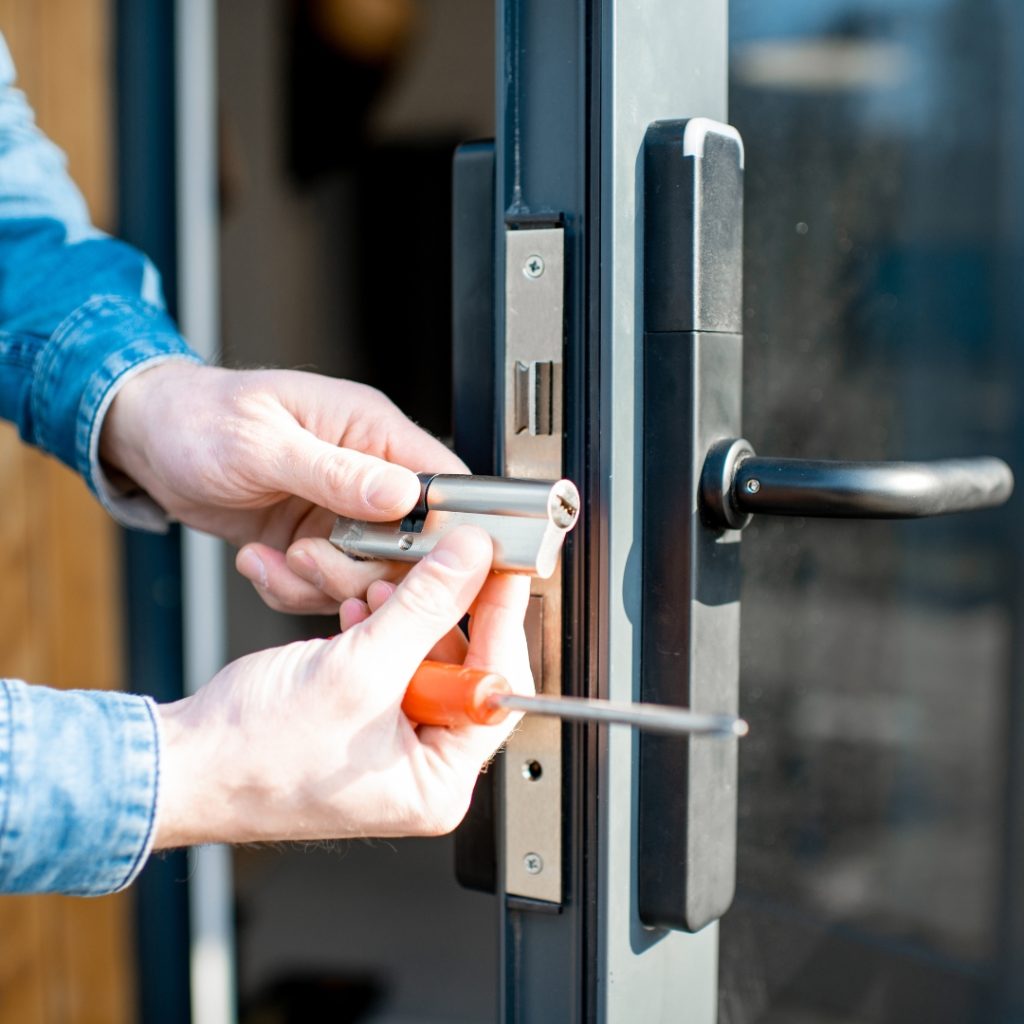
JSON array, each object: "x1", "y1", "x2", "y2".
[
  {"x1": 0, "y1": 679, "x2": 161, "y2": 895},
  {"x1": 0, "y1": 34, "x2": 202, "y2": 532},
  {"x1": 0, "y1": 37, "x2": 183, "y2": 894}
]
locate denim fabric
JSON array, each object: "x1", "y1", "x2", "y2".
[
  {"x1": 0, "y1": 34, "x2": 202, "y2": 532},
  {"x1": 0, "y1": 34, "x2": 199, "y2": 894},
  {"x1": 0, "y1": 680, "x2": 161, "y2": 895}
]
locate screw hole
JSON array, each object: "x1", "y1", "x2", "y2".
[{"x1": 522, "y1": 760, "x2": 543, "y2": 781}]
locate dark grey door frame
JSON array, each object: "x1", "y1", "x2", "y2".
[{"x1": 495, "y1": 3, "x2": 597, "y2": 1018}]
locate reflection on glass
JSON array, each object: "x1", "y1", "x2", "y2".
[{"x1": 720, "y1": 1, "x2": 1024, "y2": 1021}]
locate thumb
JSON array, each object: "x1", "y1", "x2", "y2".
[
  {"x1": 271, "y1": 424, "x2": 421, "y2": 520},
  {"x1": 349, "y1": 526, "x2": 494, "y2": 698}
]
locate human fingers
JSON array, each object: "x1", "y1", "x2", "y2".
[
  {"x1": 339, "y1": 597, "x2": 370, "y2": 631},
  {"x1": 463, "y1": 574, "x2": 533, "y2": 692},
  {"x1": 365, "y1": 579, "x2": 395, "y2": 610},
  {"x1": 416, "y1": 573, "x2": 533, "y2": 765},
  {"x1": 267, "y1": 420, "x2": 422, "y2": 522},
  {"x1": 344, "y1": 526, "x2": 493, "y2": 702},
  {"x1": 236, "y1": 544, "x2": 339, "y2": 615},
  {"x1": 365, "y1": 580, "x2": 468, "y2": 665},
  {"x1": 285, "y1": 536, "x2": 405, "y2": 604},
  {"x1": 278, "y1": 374, "x2": 468, "y2": 476}
]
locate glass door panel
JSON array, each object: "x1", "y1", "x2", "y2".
[{"x1": 720, "y1": 1, "x2": 1024, "y2": 1021}]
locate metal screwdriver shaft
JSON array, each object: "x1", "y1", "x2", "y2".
[
  {"x1": 402, "y1": 661, "x2": 748, "y2": 738},
  {"x1": 495, "y1": 692, "x2": 747, "y2": 737}
]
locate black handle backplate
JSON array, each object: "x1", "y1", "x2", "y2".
[{"x1": 639, "y1": 118, "x2": 745, "y2": 934}]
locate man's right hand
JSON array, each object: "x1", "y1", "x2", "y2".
[{"x1": 152, "y1": 526, "x2": 532, "y2": 848}]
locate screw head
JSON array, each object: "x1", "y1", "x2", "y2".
[
  {"x1": 523, "y1": 852, "x2": 544, "y2": 875},
  {"x1": 523, "y1": 254, "x2": 545, "y2": 279},
  {"x1": 744, "y1": 479, "x2": 761, "y2": 495}
]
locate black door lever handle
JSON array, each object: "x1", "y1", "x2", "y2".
[{"x1": 701, "y1": 438, "x2": 1015, "y2": 530}]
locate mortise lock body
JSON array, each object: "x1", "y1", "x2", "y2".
[{"x1": 329, "y1": 474, "x2": 580, "y2": 579}]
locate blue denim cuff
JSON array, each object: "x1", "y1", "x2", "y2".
[
  {"x1": 91, "y1": 353, "x2": 205, "y2": 533},
  {"x1": 28, "y1": 294, "x2": 202, "y2": 499},
  {"x1": 0, "y1": 679, "x2": 161, "y2": 895}
]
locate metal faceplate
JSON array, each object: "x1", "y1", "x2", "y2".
[{"x1": 503, "y1": 224, "x2": 565, "y2": 904}]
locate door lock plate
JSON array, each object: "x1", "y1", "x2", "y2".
[{"x1": 503, "y1": 222, "x2": 566, "y2": 905}]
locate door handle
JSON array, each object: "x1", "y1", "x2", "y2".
[{"x1": 701, "y1": 438, "x2": 1014, "y2": 530}]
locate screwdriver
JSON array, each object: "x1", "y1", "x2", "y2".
[{"x1": 404, "y1": 661, "x2": 748, "y2": 738}]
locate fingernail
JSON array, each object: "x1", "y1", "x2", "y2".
[
  {"x1": 366, "y1": 468, "x2": 416, "y2": 514},
  {"x1": 290, "y1": 549, "x2": 324, "y2": 589},
  {"x1": 430, "y1": 527, "x2": 490, "y2": 571},
  {"x1": 367, "y1": 579, "x2": 396, "y2": 605},
  {"x1": 340, "y1": 598, "x2": 368, "y2": 630},
  {"x1": 239, "y1": 549, "x2": 268, "y2": 589}
]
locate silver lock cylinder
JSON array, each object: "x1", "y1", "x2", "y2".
[{"x1": 329, "y1": 474, "x2": 580, "y2": 579}]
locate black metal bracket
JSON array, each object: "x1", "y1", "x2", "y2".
[{"x1": 451, "y1": 139, "x2": 499, "y2": 895}]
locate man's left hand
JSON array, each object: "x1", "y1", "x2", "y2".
[{"x1": 100, "y1": 361, "x2": 466, "y2": 613}]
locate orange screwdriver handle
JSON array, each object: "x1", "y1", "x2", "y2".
[{"x1": 403, "y1": 660, "x2": 513, "y2": 727}]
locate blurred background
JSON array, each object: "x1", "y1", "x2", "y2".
[
  {"x1": 1, "y1": 0, "x2": 1023, "y2": 1022},
  {"x1": 0, "y1": 2, "x2": 499, "y2": 1022}
]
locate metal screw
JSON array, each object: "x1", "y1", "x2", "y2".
[
  {"x1": 744, "y1": 479, "x2": 761, "y2": 495},
  {"x1": 523, "y1": 852, "x2": 544, "y2": 875},
  {"x1": 523, "y1": 254, "x2": 545, "y2": 279},
  {"x1": 398, "y1": 535, "x2": 414, "y2": 550}
]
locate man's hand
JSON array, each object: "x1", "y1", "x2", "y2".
[
  {"x1": 154, "y1": 527, "x2": 532, "y2": 847},
  {"x1": 100, "y1": 361, "x2": 466, "y2": 613}
]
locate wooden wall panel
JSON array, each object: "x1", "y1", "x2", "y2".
[
  {"x1": 0, "y1": 3, "x2": 137, "y2": 1023},
  {"x1": 0, "y1": 0, "x2": 112, "y2": 230}
]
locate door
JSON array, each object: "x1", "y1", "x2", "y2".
[
  {"x1": 476, "y1": 1, "x2": 1023, "y2": 1022},
  {"x1": 449, "y1": 3, "x2": 735, "y2": 1022},
  {"x1": 473, "y1": 2, "x2": 735, "y2": 1020}
]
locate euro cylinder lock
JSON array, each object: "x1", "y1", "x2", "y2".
[{"x1": 329, "y1": 473, "x2": 581, "y2": 578}]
